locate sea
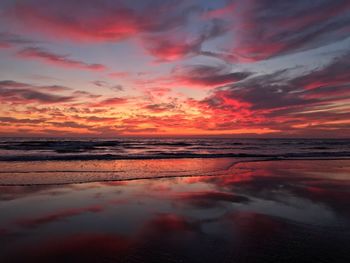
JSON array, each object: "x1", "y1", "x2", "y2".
[{"x1": 0, "y1": 138, "x2": 349, "y2": 161}]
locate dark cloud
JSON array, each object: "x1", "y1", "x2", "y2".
[
  {"x1": 0, "y1": 32, "x2": 37, "y2": 48},
  {"x1": 110, "y1": 85, "x2": 124, "y2": 92},
  {"x1": 291, "y1": 52, "x2": 350, "y2": 91},
  {"x1": 48, "y1": 121, "x2": 91, "y2": 129},
  {"x1": 0, "y1": 116, "x2": 46, "y2": 124},
  {"x1": 192, "y1": 51, "x2": 350, "y2": 135},
  {"x1": 0, "y1": 80, "x2": 75, "y2": 104},
  {"x1": 91, "y1": 81, "x2": 124, "y2": 92},
  {"x1": 203, "y1": 51, "x2": 350, "y2": 112},
  {"x1": 226, "y1": 0, "x2": 350, "y2": 61},
  {"x1": 142, "y1": 19, "x2": 229, "y2": 61},
  {"x1": 144, "y1": 103, "x2": 177, "y2": 113},
  {"x1": 17, "y1": 47, "x2": 106, "y2": 71},
  {"x1": 0, "y1": 88, "x2": 74, "y2": 104},
  {"x1": 174, "y1": 63, "x2": 251, "y2": 87}
]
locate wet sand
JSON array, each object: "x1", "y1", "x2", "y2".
[{"x1": 0, "y1": 159, "x2": 349, "y2": 262}]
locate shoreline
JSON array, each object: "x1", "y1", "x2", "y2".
[{"x1": 1, "y1": 153, "x2": 350, "y2": 162}]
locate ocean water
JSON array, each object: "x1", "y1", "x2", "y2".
[
  {"x1": 0, "y1": 138, "x2": 349, "y2": 161},
  {"x1": 0, "y1": 139, "x2": 350, "y2": 262}
]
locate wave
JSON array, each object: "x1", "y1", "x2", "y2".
[
  {"x1": 0, "y1": 138, "x2": 349, "y2": 161},
  {"x1": 0, "y1": 151, "x2": 350, "y2": 161}
]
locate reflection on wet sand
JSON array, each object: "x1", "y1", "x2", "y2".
[
  {"x1": 0, "y1": 160, "x2": 349, "y2": 262},
  {"x1": 0, "y1": 158, "x2": 238, "y2": 185}
]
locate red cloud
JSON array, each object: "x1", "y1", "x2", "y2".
[
  {"x1": 142, "y1": 34, "x2": 202, "y2": 61},
  {"x1": 8, "y1": 0, "x2": 195, "y2": 42},
  {"x1": 91, "y1": 97, "x2": 128, "y2": 107},
  {"x1": 17, "y1": 47, "x2": 106, "y2": 71}
]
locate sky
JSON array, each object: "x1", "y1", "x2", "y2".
[{"x1": 0, "y1": 0, "x2": 349, "y2": 138}]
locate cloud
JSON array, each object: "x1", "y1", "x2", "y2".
[
  {"x1": 146, "y1": 87, "x2": 172, "y2": 97},
  {"x1": 173, "y1": 63, "x2": 252, "y2": 87},
  {"x1": 142, "y1": 34, "x2": 203, "y2": 61},
  {"x1": 224, "y1": 0, "x2": 350, "y2": 61},
  {"x1": 143, "y1": 103, "x2": 177, "y2": 113},
  {"x1": 92, "y1": 81, "x2": 124, "y2": 92},
  {"x1": 3, "y1": 1, "x2": 229, "y2": 61},
  {"x1": 110, "y1": 85, "x2": 124, "y2": 92},
  {"x1": 202, "y1": 1, "x2": 236, "y2": 19},
  {"x1": 91, "y1": 97, "x2": 128, "y2": 107},
  {"x1": 134, "y1": 63, "x2": 251, "y2": 92},
  {"x1": 203, "y1": 52, "x2": 350, "y2": 112},
  {"x1": 0, "y1": 80, "x2": 75, "y2": 104},
  {"x1": 0, "y1": 32, "x2": 37, "y2": 48},
  {"x1": 91, "y1": 80, "x2": 108, "y2": 87},
  {"x1": 4, "y1": 0, "x2": 350, "y2": 64},
  {"x1": 84, "y1": 116, "x2": 116, "y2": 123},
  {"x1": 291, "y1": 53, "x2": 350, "y2": 91},
  {"x1": 48, "y1": 121, "x2": 91, "y2": 129},
  {"x1": 0, "y1": 80, "x2": 73, "y2": 93},
  {"x1": 6, "y1": 0, "x2": 197, "y2": 42},
  {"x1": 142, "y1": 19, "x2": 229, "y2": 61},
  {"x1": 0, "y1": 116, "x2": 46, "y2": 124},
  {"x1": 191, "y1": 53, "x2": 350, "y2": 135},
  {"x1": 72, "y1": 90, "x2": 101, "y2": 99},
  {"x1": 17, "y1": 47, "x2": 106, "y2": 71},
  {"x1": 0, "y1": 88, "x2": 73, "y2": 104}
]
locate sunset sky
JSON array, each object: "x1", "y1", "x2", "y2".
[{"x1": 0, "y1": 0, "x2": 349, "y2": 137}]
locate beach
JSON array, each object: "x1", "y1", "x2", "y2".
[{"x1": 0, "y1": 158, "x2": 349, "y2": 262}]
